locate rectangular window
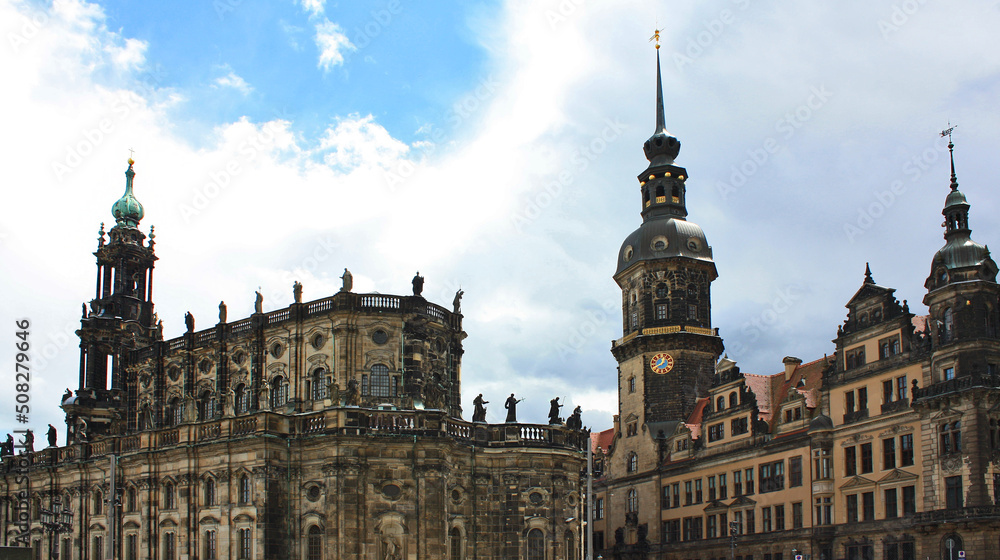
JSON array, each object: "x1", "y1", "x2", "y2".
[
  {"x1": 897, "y1": 376, "x2": 908, "y2": 401},
  {"x1": 745, "y1": 467, "x2": 755, "y2": 495},
  {"x1": 719, "y1": 473, "x2": 728, "y2": 500},
  {"x1": 774, "y1": 504, "x2": 785, "y2": 530},
  {"x1": 685, "y1": 481, "x2": 693, "y2": 505},
  {"x1": 695, "y1": 479, "x2": 703, "y2": 503},
  {"x1": 163, "y1": 533, "x2": 175, "y2": 560},
  {"x1": 94, "y1": 536, "x2": 103, "y2": 560},
  {"x1": 595, "y1": 497, "x2": 604, "y2": 519},
  {"x1": 708, "y1": 476, "x2": 717, "y2": 501},
  {"x1": 746, "y1": 508, "x2": 755, "y2": 534},
  {"x1": 946, "y1": 476, "x2": 963, "y2": 509},
  {"x1": 879, "y1": 335, "x2": 900, "y2": 359},
  {"x1": 759, "y1": 460, "x2": 784, "y2": 493},
  {"x1": 731, "y1": 416, "x2": 749, "y2": 435},
  {"x1": 206, "y1": 531, "x2": 217, "y2": 560},
  {"x1": 707, "y1": 514, "x2": 718, "y2": 538},
  {"x1": 791, "y1": 502, "x2": 803, "y2": 529},
  {"x1": 945, "y1": 367, "x2": 955, "y2": 380},
  {"x1": 789, "y1": 456, "x2": 802, "y2": 487},
  {"x1": 860, "y1": 442, "x2": 873, "y2": 474},
  {"x1": 900, "y1": 434, "x2": 914, "y2": 466},
  {"x1": 862, "y1": 491, "x2": 874, "y2": 521},
  {"x1": 902, "y1": 485, "x2": 916, "y2": 516},
  {"x1": 663, "y1": 520, "x2": 679, "y2": 543},
  {"x1": 846, "y1": 494, "x2": 858, "y2": 523},
  {"x1": 814, "y1": 448, "x2": 832, "y2": 480},
  {"x1": 732, "y1": 510, "x2": 743, "y2": 535},
  {"x1": 845, "y1": 347, "x2": 866, "y2": 369},
  {"x1": 885, "y1": 488, "x2": 898, "y2": 519},
  {"x1": 858, "y1": 387, "x2": 868, "y2": 411},
  {"x1": 845, "y1": 390, "x2": 856, "y2": 413},
  {"x1": 883, "y1": 438, "x2": 896, "y2": 470},
  {"x1": 661, "y1": 486, "x2": 670, "y2": 509},
  {"x1": 688, "y1": 304, "x2": 698, "y2": 319},
  {"x1": 719, "y1": 513, "x2": 728, "y2": 537},
  {"x1": 733, "y1": 470, "x2": 743, "y2": 496},
  {"x1": 815, "y1": 496, "x2": 832, "y2": 525},
  {"x1": 883, "y1": 379, "x2": 894, "y2": 403},
  {"x1": 239, "y1": 528, "x2": 252, "y2": 560},
  {"x1": 709, "y1": 423, "x2": 724, "y2": 442},
  {"x1": 672, "y1": 482, "x2": 680, "y2": 508},
  {"x1": 656, "y1": 304, "x2": 667, "y2": 320},
  {"x1": 761, "y1": 506, "x2": 772, "y2": 532}
]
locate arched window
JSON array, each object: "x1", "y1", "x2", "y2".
[
  {"x1": 238, "y1": 475, "x2": 251, "y2": 505},
  {"x1": 672, "y1": 185, "x2": 680, "y2": 199},
  {"x1": 944, "y1": 308, "x2": 954, "y2": 342},
  {"x1": 655, "y1": 184, "x2": 664, "y2": 198},
  {"x1": 627, "y1": 453, "x2": 638, "y2": 473},
  {"x1": 655, "y1": 283, "x2": 668, "y2": 298},
  {"x1": 449, "y1": 527, "x2": 462, "y2": 560},
  {"x1": 370, "y1": 365, "x2": 391, "y2": 397},
  {"x1": 93, "y1": 490, "x2": 103, "y2": 515},
  {"x1": 204, "y1": 477, "x2": 216, "y2": 506},
  {"x1": 716, "y1": 396, "x2": 725, "y2": 411},
  {"x1": 627, "y1": 488, "x2": 638, "y2": 512},
  {"x1": 729, "y1": 392, "x2": 738, "y2": 408},
  {"x1": 199, "y1": 391, "x2": 216, "y2": 420},
  {"x1": 565, "y1": 530, "x2": 575, "y2": 560},
  {"x1": 271, "y1": 376, "x2": 288, "y2": 408},
  {"x1": 167, "y1": 397, "x2": 182, "y2": 426},
  {"x1": 312, "y1": 369, "x2": 327, "y2": 400},
  {"x1": 307, "y1": 526, "x2": 323, "y2": 560},
  {"x1": 942, "y1": 534, "x2": 963, "y2": 560},
  {"x1": 126, "y1": 487, "x2": 136, "y2": 512},
  {"x1": 527, "y1": 529, "x2": 544, "y2": 560},
  {"x1": 163, "y1": 483, "x2": 175, "y2": 509},
  {"x1": 235, "y1": 384, "x2": 248, "y2": 413}
]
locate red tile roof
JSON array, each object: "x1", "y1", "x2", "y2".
[{"x1": 591, "y1": 428, "x2": 615, "y2": 453}]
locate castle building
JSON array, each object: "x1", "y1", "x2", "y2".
[
  {"x1": 0, "y1": 160, "x2": 587, "y2": 559},
  {"x1": 592, "y1": 48, "x2": 1000, "y2": 560}
]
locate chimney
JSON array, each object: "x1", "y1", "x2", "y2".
[{"x1": 782, "y1": 356, "x2": 802, "y2": 381}]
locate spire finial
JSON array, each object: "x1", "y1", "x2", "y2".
[
  {"x1": 652, "y1": 32, "x2": 666, "y2": 135},
  {"x1": 128, "y1": 148, "x2": 135, "y2": 166},
  {"x1": 864, "y1": 262, "x2": 874, "y2": 284},
  {"x1": 940, "y1": 124, "x2": 958, "y2": 191}
]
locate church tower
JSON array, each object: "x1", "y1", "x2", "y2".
[
  {"x1": 63, "y1": 159, "x2": 161, "y2": 441},
  {"x1": 610, "y1": 44, "x2": 724, "y2": 445},
  {"x1": 917, "y1": 137, "x2": 1000, "y2": 508}
]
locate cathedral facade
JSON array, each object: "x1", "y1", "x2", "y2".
[
  {"x1": 591, "y1": 49, "x2": 1000, "y2": 560},
  {"x1": 0, "y1": 161, "x2": 587, "y2": 559}
]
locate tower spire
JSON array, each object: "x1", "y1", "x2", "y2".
[
  {"x1": 652, "y1": 30, "x2": 666, "y2": 136},
  {"x1": 941, "y1": 124, "x2": 959, "y2": 191}
]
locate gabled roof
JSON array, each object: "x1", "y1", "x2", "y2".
[
  {"x1": 591, "y1": 428, "x2": 614, "y2": 454},
  {"x1": 685, "y1": 397, "x2": 710, "y2": 439}
]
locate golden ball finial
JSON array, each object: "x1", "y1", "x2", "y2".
[{"x1": 128, "y1": 158, "x2": 134, "y2": 165}]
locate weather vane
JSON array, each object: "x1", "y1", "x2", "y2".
[
  {"x1": 649, "y1": 28, "x2": 661, "y2": 50},
  {"x1": 940, "y1": 123, "x2": 957, "y2": 140}
]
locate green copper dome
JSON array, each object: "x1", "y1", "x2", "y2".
[{"x1": 112, "y1": 160, "x2": 144, "y2": 227}]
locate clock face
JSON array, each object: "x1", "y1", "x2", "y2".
[{"x1": 650, "y1": 352, "x2": 674, "y2": 374}]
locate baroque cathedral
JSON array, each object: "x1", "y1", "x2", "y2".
[
  {"x1": 591, "y1": 47, "x2": 1000, "y2": 560},
  {"x1": 4, "y1": 37, "x2": 1000, "y2": 560},
  {"x1": 1, "y1": 170, "x2": 587, "y2": 553}
]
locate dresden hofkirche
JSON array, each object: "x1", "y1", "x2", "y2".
[
  {"x1": 5, "y1": 41, "x2": 1000, "y2": 560},
  {"x1": 0, "y1": 160, "x2": 588, "y2": 558}
]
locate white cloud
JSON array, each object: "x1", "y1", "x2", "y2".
[
  {"x1": 317, "y1": 115, "x2": 410, "y2": 171},
  {"x1": 314, "y1": 19, "x2": 355, "y2": 70},
  {"x1": 298, "y1": 0, "x2": 325, "y2": 18},
  {"x1": 213, "y1": 70, "x2": 253, "y2": 95}
]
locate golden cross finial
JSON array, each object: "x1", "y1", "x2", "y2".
[
  {"x1": 649, "y1": 28, "x2": 661, "y2": 50},
  {"x1": 128, "y1": 147, "x2": 135, "y2": 165}
]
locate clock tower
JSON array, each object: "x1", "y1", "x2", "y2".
[{"x1": 610, "y1": 47, "x2": 724, "y2": 444}]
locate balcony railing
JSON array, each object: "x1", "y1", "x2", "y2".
[
  {"x1": 843, "y1": 409, "x2": 870, "y2": 425},
  {"x1": 914, "y1": 506, "x2": 1000, "y2": 524},
  {"x1": 2, "y1": 407, "x2": 588, "y2": 469},
  {"x1": 880, "y1": 399, "x2": 911, "y2": 415},
  {"x1": 914, "y1": 373, "x2": 1000, "y2": 401}
]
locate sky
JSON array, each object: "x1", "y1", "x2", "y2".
[{"x1": 2, "y1": 0, "x2": 1000, "y2": 437}]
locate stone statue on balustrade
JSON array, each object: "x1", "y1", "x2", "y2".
[
  {"x1": 472, "y1": 393, "x2": 488, "y2": 422},
  {"x1": 293, "y1": 280, "x2": 303, "y2": 303},
  {"x1": 345, "y1": 379, "x2": 360, "y2": 406},
  {"x1": 566, "y1": 406, "x2": 583, "y2": 430},
  {"x1": 548, "y1": 397, "x2": 563, "y2": 425},
  {"x1": 504, "y1": 393, "x2": 522, "y2": 423},
  {"x1": 341, "y1": 268, "x2": 353, "y2": 292}
]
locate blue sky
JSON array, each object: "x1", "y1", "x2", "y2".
[{"x1": 2, "y1": 0, "x2": 1000, "y2": 437}]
